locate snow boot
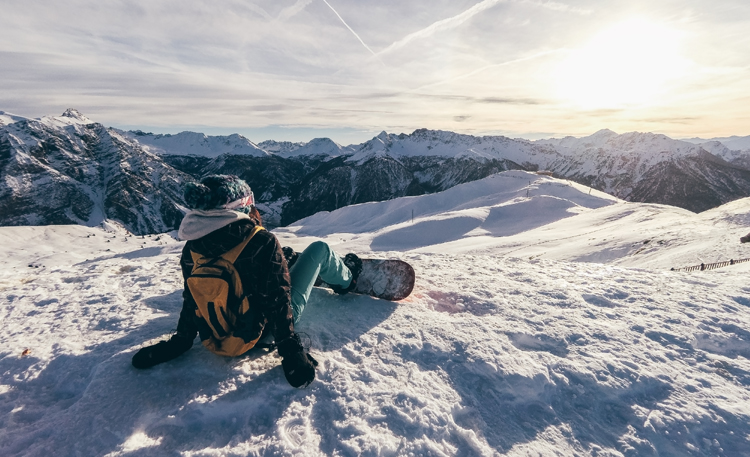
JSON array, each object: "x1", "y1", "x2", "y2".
[{"x1": 331, "y1": 253, "x2": 363, "y2": 295}]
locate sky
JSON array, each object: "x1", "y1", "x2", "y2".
[{"x1": 1, "y1": 0, "x2": 749, "y2": 144}]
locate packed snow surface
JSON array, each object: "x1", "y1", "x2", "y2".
[{"x1": 2, "y1": 171, "x2": 750, "y2": 456}]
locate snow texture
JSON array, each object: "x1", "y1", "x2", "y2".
[{"x1": 2, "y1": 171, "x2": 750, "y2": 456}]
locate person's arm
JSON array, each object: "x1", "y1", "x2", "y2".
[
  {"x1": 131, "y1": 245, "x2": 196, "y2": 369},
  {"x1": 248, "y1": 233, "x2": 317, "y2": 387},
  {"x1": 251, "y1": 232, "x2": 295, "y2": 343},
  {"x1": 175, "y1": 243, "x2": 199, "y2": 341}
]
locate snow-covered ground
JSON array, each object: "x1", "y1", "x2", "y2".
[{"x1": 2, "y1": 171, "x2": 750, "y2": 456}]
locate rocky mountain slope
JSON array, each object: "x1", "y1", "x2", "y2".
[
  {"x1": 2, "y1": 110, "x2": 750, "y2": 234},
  {"x1": 0, "y1": 109, "x2": 188, "y2": 235}
]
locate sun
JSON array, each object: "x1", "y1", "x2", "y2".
[{"x1": 555, "y1": 19, "x2": 688, "y2": 109}]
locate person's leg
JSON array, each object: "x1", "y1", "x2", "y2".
[{"x1": 289, "y1": 241, "x2": 352, "y2": 324}]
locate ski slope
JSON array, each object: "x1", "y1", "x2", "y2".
[{"x1": 2, "y1": 171, "x2": 750, "y2": 456}]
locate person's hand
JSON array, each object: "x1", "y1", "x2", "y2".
[
  {"x1": 132, "y1": 335, "x2": 193, "y2": 369},
  {"x1": 278, "y1": 334, "x2": 318, "y2": 388}
]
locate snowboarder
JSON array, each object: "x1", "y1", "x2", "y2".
[{"x1": 131, "y1": 175, "x2": 362, "y2": 388}]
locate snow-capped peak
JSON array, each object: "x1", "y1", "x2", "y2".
[
  {"x1": 591, "y1": 128, "x2": 618, "y2": 137},
  {"x1": 60, "y1": 108, "x2": 91, "y2": 123}
]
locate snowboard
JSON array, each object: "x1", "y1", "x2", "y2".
[{"x1": 318, "y1": 259, "x2": 416, "y2": 301}]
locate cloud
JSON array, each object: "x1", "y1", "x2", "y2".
[
  {"x1": 244, "y1": 3, "x2": 273, "y2": 21},
  {"x1": 413, "y1": 93, "x2": 543, "y2": 105},
  {"x1": 277, "y1": 0, "x2": 313, "y2": 22},
  {"x1": 413, "y1": 49, "x2": 569, "y2": 91},
  {"x1": 637, "y1": 116, "x2": 702, "y2": 124},
  {"x1": 526, "y1": 0, "x2": 592, "y2": 15}
]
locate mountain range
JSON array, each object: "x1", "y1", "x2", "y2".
[{"x1": 2, "y1": 109, "x2": 749, "y2": 234}]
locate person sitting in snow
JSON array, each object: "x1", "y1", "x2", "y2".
[{"x1": 131, "y1": 175, "x2": 362, "y2": 388}]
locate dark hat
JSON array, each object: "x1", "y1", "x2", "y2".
[{"x1": 184, "y1": 175, "x2": 254, "y2": 211}]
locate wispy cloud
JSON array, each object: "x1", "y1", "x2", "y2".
[
  {"x1": 412, "y1": 93, "x2": 543, "y2": 105},
  {"x1": 244, "y1": 3, "x2": 273, "y2": 21},
  {"x1": 529, "y1": 1, "x2": 592, "y2": 15},
  {"x1": 277, "y1": 0, "x2": 313, "y2": 22},
  {"x1": 413, "y1": 49, "x2": 569, "y2": 91},
  {"x1": 321, "y1": 0, "x2": 378, "y2": 57}
]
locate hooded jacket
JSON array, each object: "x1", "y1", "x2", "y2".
[{"x1": 175, "y1": 215, "x2": 294, "y2": 349}]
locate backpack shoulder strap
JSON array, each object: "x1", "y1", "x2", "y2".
[{"x1": 220, "y1": 225, "x2": 265, "y2": 264}]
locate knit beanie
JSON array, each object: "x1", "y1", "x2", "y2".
[{"x1": 184, "y1": 175, "x2": 254, "y2": 213}]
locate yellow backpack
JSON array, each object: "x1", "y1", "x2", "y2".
[{"x1": 187, "y1": 225, "x2": 264, "y2": 356}]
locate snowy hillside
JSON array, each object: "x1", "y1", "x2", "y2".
[
  {"x1": 283, "y1": 171, "x2": 750, "y2": 271},
  {"x1": 2, "y1": 171, "x2": 750, "y2": 456}
]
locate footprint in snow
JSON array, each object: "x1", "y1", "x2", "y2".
[
  {"x1": 507, "y1": 332, "x2": 569, "y2": 357},
  {"x1": 581, "y1": 294, "x2": 618, "y2": 308}
]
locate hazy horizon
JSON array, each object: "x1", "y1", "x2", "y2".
[{"x1": 3, "y1": 107, "x2": 747, "y2": 146}]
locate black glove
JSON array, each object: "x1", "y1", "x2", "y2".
[
  {"x1": 277, "y1": 334, "x2": 318, "y2": 388},
  {"x1": 132, "y1": 334, "x2": 193, "y2": 369},
  {"x1": 282, "y1": 246, "x2": 299, "y2": 269}
]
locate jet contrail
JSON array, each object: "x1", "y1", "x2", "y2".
[
  {"x1": 377, "y1": 0, "x2": 589, "y2": 57},
  {"x1": 321, "y1": 0, "x2": 378, "y2": 57},
  {"x1": 377, "y1": 0, "x2": 507, "y2": 57}
]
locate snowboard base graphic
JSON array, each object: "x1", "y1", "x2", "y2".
[{"x1": 319, "y1": 259, "x2": 415, "y2": 301}]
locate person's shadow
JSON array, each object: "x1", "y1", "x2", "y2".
[{"x1": 0, "y1": 288, "x2": 397, "y2": 456}]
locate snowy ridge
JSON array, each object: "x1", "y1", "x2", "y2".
[
  {"x1": 120, "y1": 130, "x2": 269, "y2": 158},
  {"x1": 120, "y1": 132, "x2": 352, "y2": 159},
  {"x1": 347, "y1": 129, "x2": 558, "y2": 166},
  {"x1": 3, "y1": 172, "x2": 750, "y2": 455},
  {"x1": 259, "y1": 137, "x2": 354, "y2": 158},
  {"x1": 684, "y1": 135, "x2": 750, "y2": 153},
  {"x1": 536, "y1": 130, "x2": 706, "y2": 172}
]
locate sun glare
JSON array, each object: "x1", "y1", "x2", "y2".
[{"x1": 556, "y1": 19, "x2": 688, "y2": 109}]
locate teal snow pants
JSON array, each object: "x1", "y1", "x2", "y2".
[{"x1": 289, "y1": 241, "x2": 353, "y2": 324}]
